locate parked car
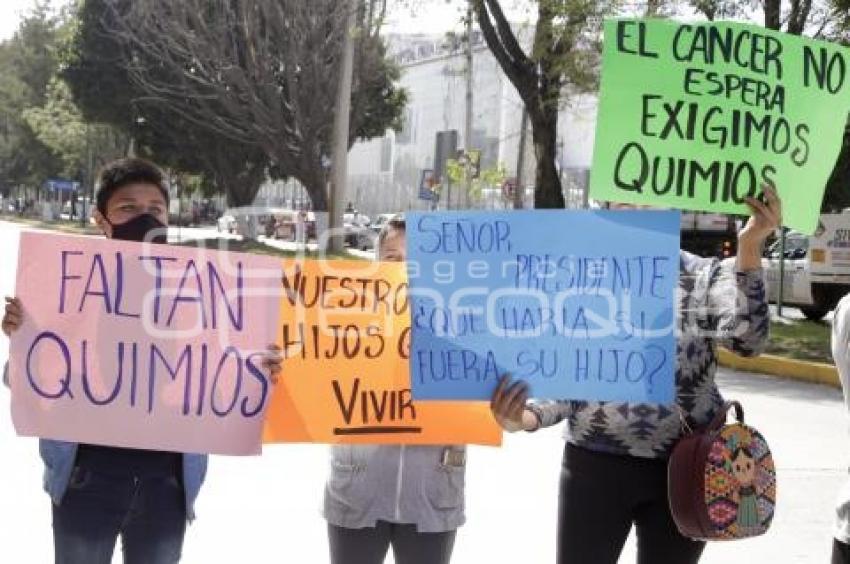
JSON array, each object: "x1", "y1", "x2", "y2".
[
  {"x1": 681, "y1": 212, "x2": 738, "y2": 258},
  {"x1": 217, "y1": 210, "x2": 238, "y2": 234},
  {"x1": 298, "y1": 210, "x2": 317, "y2": 241},
  {"x1": 370, "y1": 212, "x2": 400, "y2": 235},
  {"x1": 762, "y1": 210, "x2": 850, "y2": 320},
  {"x1": 344, "y1": 211, "x2": 374, "y2": 250},
  {"x1": 262, "y1": 208, "x2": 317, "y2": 241},
  {"x1": 261, "y1": 208, "x2": 296, "y2": 239},
  {"x1": 169, "y1": 210, "x2": 194, "y2": 227}
]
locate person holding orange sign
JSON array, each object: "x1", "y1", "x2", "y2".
[{"x1": 323, "y1": 215, "x2": 464, "y2": 564}]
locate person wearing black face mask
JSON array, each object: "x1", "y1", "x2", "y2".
[
  {"x1": 2, "y1": 157, "x2": 282, "y2": 564},
  {"x1": 106, "y1": 212, "x2": 169, "y2": 244},
  {"x1": 93, "y1": 159, "x2": 171, "y2": 245}
]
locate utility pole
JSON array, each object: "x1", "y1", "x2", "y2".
[
  {"x1": 80, "y1": 124, "x2": 90, "y2": 228},
  {"x1": 462, "y1": 0, "x2": 474, "y2": 210},
  {"x1": 327, "y1": 0, "x2": 358, "y2": 253},
  {"x1": 514, "y1": 110, "x2": 528, "y2": 210},
  {"x1": 777, "y1": 228, "x2": 786, "y2": 317}
]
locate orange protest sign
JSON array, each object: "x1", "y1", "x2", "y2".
[{"x1": 263, "y1": 259, "x2": 502, "y2": 446}]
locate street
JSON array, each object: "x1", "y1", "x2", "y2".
[{"x1": 0, "y1": 219, "x2": 847, "y2": 563}]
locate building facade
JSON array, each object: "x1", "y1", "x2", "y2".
[{"x1": 344, "y1": 30, "x2": 599, "y2": 218}]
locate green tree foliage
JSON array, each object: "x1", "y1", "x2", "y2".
[
  {"x1": 0, "y1": 2, "x2": 65, "y2": 194},
  {"x1": 60, "y1": 0, "x2": 271, "y2": 208},
  {"x1": 111, "y1": 0, "x2": 406, "y2": 212},
  {"x1": 446, "y1": 156, "x2": 506, "y2": 201},
  {"x1": 22, "y1": 77, "x2": 126, "y2": 178},
  {"x1": 61, "y1": 0, "x2": 406, "y2": 212},
  {"x1": 472, "y1": 0, "x2": 615, "y2": 209}
]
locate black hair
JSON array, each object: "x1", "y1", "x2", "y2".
[
  {"x1": 378, "y1": 213, "x2": 406, "y2": 247},
  {"x1": 95, "y1": 157, "x2": 169, "y2": 216}
]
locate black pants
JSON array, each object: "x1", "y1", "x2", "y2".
[
  {"x1": 834, "y1": 539, "x2": 850, "y2": 564},
  {"x1": 328, "y1": 521, "x2": 456, "y2": 564},
  {"x1": 558, "y1": 443, "x2": 705, "y2": 564}
]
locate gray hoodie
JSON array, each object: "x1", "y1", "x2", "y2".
[{"x1": 322, "y1": 444, "x2": 466, "y2": 533}]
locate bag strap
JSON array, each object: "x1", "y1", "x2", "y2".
[{"x1": 706, "y1": 400, "x2": 745, "y2": 432}]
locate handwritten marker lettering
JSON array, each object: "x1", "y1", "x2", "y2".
[
  {"x1": 405, "y1": 210, "x2": 679, "y2": 403},
  {"x1": 10, "y1": 232, "x2": 279, "y2": 456},
  {"x1": 591, "y1": 18, "x2": 850, "y2": 234}
]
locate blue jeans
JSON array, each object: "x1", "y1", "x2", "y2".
[{"x1": 52, "y1": 467, "x2": 187, "y2": 564}]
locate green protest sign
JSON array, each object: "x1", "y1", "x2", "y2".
[{"x1": 590, "y1": 18, "x2": 850, "y2": 234}]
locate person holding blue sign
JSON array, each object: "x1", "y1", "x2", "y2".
[
  {"x1": 2, "y1": 157, "x2": 283, "y2": 564},
  {"x1": 324, "y1": 215, "x2": 464, "y2": 564},
  {"x1": 491, "y1": 187, "x2": 781, "y2": 564}
]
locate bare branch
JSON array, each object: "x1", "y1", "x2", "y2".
[{"x1": 473, "y1": 0, "x2": 535, "y2": 104}]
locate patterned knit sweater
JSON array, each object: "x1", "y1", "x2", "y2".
[{"x1": 527, "y1": 251, "x2": 769, "y2": 459}]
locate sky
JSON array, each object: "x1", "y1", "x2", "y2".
[
  {"x1": 0, "y1": 0, "x2": 40, "y2": 41},
  {"x1": 384, "y1": 1, "x2": 532, "y2": 34},
  {"x1": 0, "y1": 0, "x2": 533, "y2": 41}
]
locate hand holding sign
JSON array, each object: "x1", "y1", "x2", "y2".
[
  {"x1": 2, "y1": 296, "x2": 22, "y2": 337},
  {"x1": 739, "y1": 184, "x2": 783, "y2": 270},
  {"x1": 490, "y1": 375, "x2": 536, "y2": 433},
  {"x1": 261, "y1": 343, "x2": 283, "y2": 384},
  {"x1": 741, "y1": 184, "x2": 783, "y2": 241}
]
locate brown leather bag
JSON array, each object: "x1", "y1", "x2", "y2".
[{"x1": 668, "y1": 400, "x2": 777, "y2": 541}]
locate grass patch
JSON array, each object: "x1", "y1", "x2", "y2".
[
  {"x1": 766, "y1": 319, "x2": 832, "y2": 364},
  {"x1": 0, "y1": 214, "x2": 100, "y2": 236},
  {"x1": 1, "y1": 216, "x2": 362, "y2": 260}
]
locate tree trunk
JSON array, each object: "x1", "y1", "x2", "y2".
[
  {"x1": 530, "y1": 113, "x2": 564, "y2": 209},
  {"x1": 645, "y1": 0, "x2": 663, "y2": 17},
  {"x1": 226, "y1": 187, "x2": 256, "y2": 240},
  {"x1": 226, "y1": 180, "x2": 263, "y2": 208},
  {"x1": 301, "y1": 172, "x2": 329, "y2": 212},
  {"x1": 764, "y1": 0, "x2": 781, "y2": 30},
  {"x1": 223, "y1": 167, "x2": 265, "y2": 241},
  {"x1": 327, "y1": 0, "x2": 357, "y2": 253}
]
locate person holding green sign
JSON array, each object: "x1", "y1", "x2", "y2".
[{"x1": 491, "y1": 187, "x2": 781, "y2": 563}]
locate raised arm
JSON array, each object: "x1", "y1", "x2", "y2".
[{"x1": 706, "y1": 185, "x2": 780, "y2": 356}]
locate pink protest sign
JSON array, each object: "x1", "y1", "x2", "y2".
[{"x1": 8, "y1": 231, "x2": 281, "y2": 455}]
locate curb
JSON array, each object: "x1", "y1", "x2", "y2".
[{"x1": 717, "y1": 348, "x2": 840, "y2": 389}]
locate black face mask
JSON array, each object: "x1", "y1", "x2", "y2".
[{"x1": 108, "y1": 213, "x2": 168, "y2": 244}]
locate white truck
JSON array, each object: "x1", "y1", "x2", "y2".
[{"x1": 762, "y1": 210, "x2": 850, "y2": 320}]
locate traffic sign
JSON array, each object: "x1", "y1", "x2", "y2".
[
  {"x1": 419, "y1": 169, "x2": 440, "y2": 201},
  {"x1": 46, "y1": 179, "x2": 80, "y2": 192}
]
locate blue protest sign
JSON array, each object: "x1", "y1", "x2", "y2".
[{"x1": 405, "y1": 209, "x2": 680, "y2": 403}]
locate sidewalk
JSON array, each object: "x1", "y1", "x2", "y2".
[{"x1": 0, "y1": 369, "x2": 843, "y2": 563}]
